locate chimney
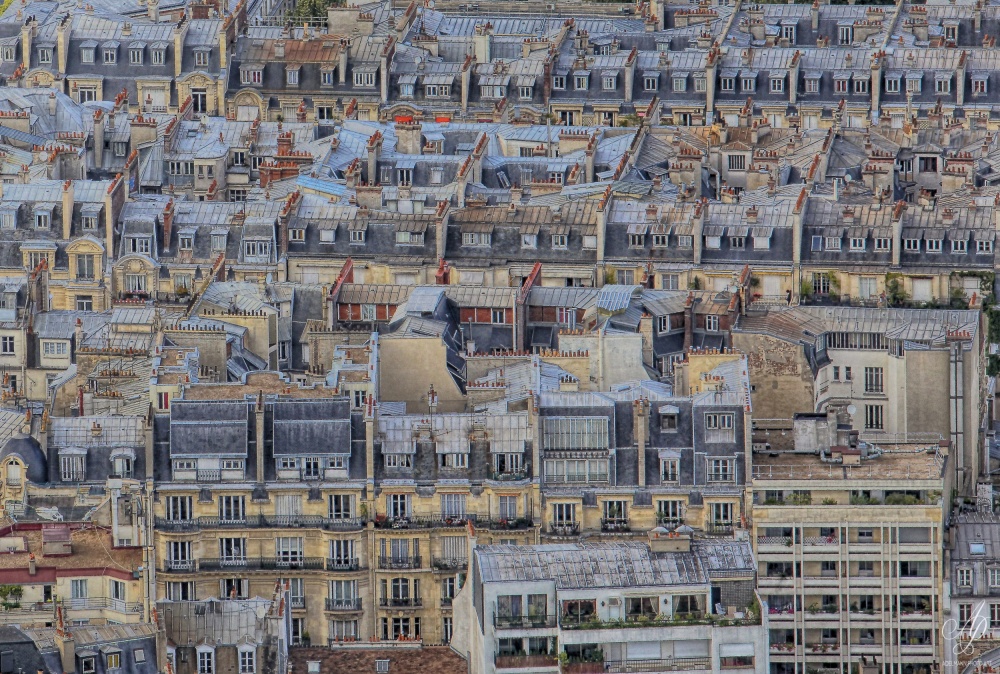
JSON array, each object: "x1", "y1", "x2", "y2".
[
  {"x1": 339, "y1": 40, "x2": 348, "y2": 84},
  {"x1": 56, "y1": 607, "x2": 75, "y2": 674},
  {"x1": 162, "y1": 199, "x2": 175, "y2": 252},
  {"x1": 683, "y1": 293, "x2": 694, "y2": 352},
  {"x1": 48, "y1": 91, "x2": 56, "y2": 116},
  {"x1": 276, "y1": 131, "x2": 293, "y2": 156},
  {"x1": 147, "y1": 0, "x2": 158, "y2": 21},
  {"x1": 61, "y1": 180, "x2": 73, "y2": 239},
  {"x1": 395, "y1": 122, "x2": 422, "y2": 155},
  {"x1": 274, "y1": 40, "x2": 285, "y2": 58},
  {"x1": 28, "y1": 553, "x2": 36, "y2": 575}
]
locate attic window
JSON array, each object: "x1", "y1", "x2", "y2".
[
  {"x1": 521, "y1": 234, "x2": 537, "y2": 249},
  {"x1": 376, "y1": 661, "x2": 390, "y2": 674},
  {"x1": 0, "y1": 46, "x2": 13, "y2": 62},
  {"x1": 104, "y1": 46, "x2": 117, "y2": 64},
  {"x1": 129, "y1": 47, "x2": 143, "y2": 65},
  {"x1": 211, "y1": 233, "x2": 227, "y2": 251},
  {"x1": 971, "y1": 542, "x2": 987, "y2": 555},
  {"x1": 195, "y1": 49, "x2": 210, "y2": 67},
  {"x1": 38, "y1": 47, "x2": 52, "y2": 64},
  {"x1": 179, "y1": 235, "x2": 193, "y2": 250},
  {"x1": 430, "y1": 167, "x2": 443, "y2": 185},
  {"x1": 82, "y1": 47, "x2": 95, "y2": 63},
  {"x1": 81, "y1": 658, "x2": 96, "y2": 674},
  {"x1": 350, "y1": 230, "x2": 366, "y2": 244},
  {"x1": 152, "y1": 48, "x2": 165, "y2": 65},
  {"x1": 240, "y1": 68, "x2": 263, "y2": 85},
  {"x1": 307, "y1": 663, "x2": 320, "y2": 674},
  {"x1": 354, "y1": 72, "x2": 376, "y2": 87},
  {"x1": 885, "y1": 77, "x2": 900, "y2": 94},
  {"x1": 602, "y1": 75, "x2": 617, "y2": 91}
]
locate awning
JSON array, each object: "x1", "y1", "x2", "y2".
[
  {"x1": 627, "y1": 222, "x2": 650, "y2": 235},
  {"x1": 660, "y1": 404, "x2": 680, "y2": 414},
  {"x1": 720, "y1": 644, "x2": 755, "y2": 658},
  {"x1": 395, "y1": 159, "x2": 416, "y2": 169},
  {"x1": 651, "y1": 223, "x2": 672, "y2": 236},
  {"x1": 423, "y1": 131, "x2": 445, "y2": 142},
  {"x1": 935, "y1": 72, "x2": 952, "y2": 81},
  {"x1": 657, "y1": 449, "x2": 682, "y2": 460},
  {"x1": 398, "y1": 74, "x2": 418, "y2": 85},
  {"x1": 353, "y1": 63, "x2": 379, "y2": 74},
  {"x1": 479, "y1": 75, "x2": 510, "y2": 86},
  {"x1": 975, "y1": 230, "x2": 995, "y2": 241},
  {"x1": 729, "y1": 225, "x2": 749, "y2": 237},
  {"x1": 751, "y1": 226, "x2": 772, "y2": 238},
  {"x1": 423, "y1": 74, "x2": 454, "y2": 86},
  {"x1": 703, "y1": 226, "x2": 726, "y2": 237},
  {"x1": 803, "y1": 71, "x2": 823, "y2": 79}
]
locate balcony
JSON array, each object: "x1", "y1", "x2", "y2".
[
  {"x1": 482, "y1": 518, "x2": 535, "y2": 531},
  {"x1": 290, "y1": 597, "x2": 306, "y2": 609},
  {"x1": 153, "y1": 516, "x2": 366, "y2": 532},
  {"x1": 559, "y1": 611, "x2": 759, "y2": 630},
  {"x1": 164, "y1": 559, "x2": 195, "y2": 572},
  {"x1": 656, "y1": 516, "x2": 683, "y2": 528},
  {"x1": 63, "y1": 598, "x2": 143, "y2": 613},
  {"x1": 563, "y1": 663, "x2": 605, "y2": 674},
  {"x1": 378, "y1": 597, "x2": 423, "y2": 608},
  {"x1": 706, "y1": 523, "x2": 735, "y2": 536},
  {"x1": 325, "y1": 598, "x2": 362, "y2": 612},
  {"x1": 604, "y1": 658, "x2": 711, "y2": 673},
  {"x1": 802, "y1": 535, "x2": 839, "y2": 546},
  {"x1": 197, "y1": 557, "x2": 325, "y2": 571},
  {"x1": 373, "y1": 515, "x2": 475, "y2": 529},
  {"x1": 5, "y1": 476, "x2": 21, "y2": 487},
  {"x1": 601, "y1": 519, "x2": 631, "y2": 533},
  {"x1": 326, "y1": 558, "x2": 361, "y2": 571},
  {"x1": 196, "y1": 469, "x2": 221, "y2": 482},
  {"x1": 494, "y1": 654, "x2": 558, "y2": 670},
  {"x1": 260, "y1": 557, "x2": 325, "y2": 570},
  {"x1": 432, "y1": 557, "x2": 468, "y2": 571},
  {"x1": 491, "y1": 470, "x2": 529, "y2": 482},
  {"x1": 494, "y1": 614, "x2": 557, "y2": 629},
  {"x1": 441, "y1": 597, "x2": 453, "y2": 607},
  {"x1": 379, "y1": 555, "x2": 422, "y2": 570},
  {"x1": 547, "y1": 523, "x2": 580, "y2": 536}
]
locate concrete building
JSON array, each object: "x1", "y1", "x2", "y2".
[{"x1": 453, "y1": 532, "x2": 767, "y2": 674}]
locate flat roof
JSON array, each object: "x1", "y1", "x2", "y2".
[{"x1": 752, "y1": 447, "x2": 945, "y2": 483}]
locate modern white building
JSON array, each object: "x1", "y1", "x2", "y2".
[{"x1": 452, "y1": 530, "x2": 768, "y2": 674}]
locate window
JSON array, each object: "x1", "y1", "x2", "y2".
[
  {"x1": 388, "y1": 494, "x2": 411, "y2": 519},
  {"x1": 241, "y1": 69, "x2": 263, "y2": 85},
  {"x1": 935, "y1": 77, "x2": 951, "y2": 94},
  {"x1": 657, "y1": 499, "x2": 683, "y2": 523},
  {"x1": 979, "y1": 240, "x2": 994, "y2": 254},
  {"x1": 694, "y1": 78, "x2": 706, "y2": 92},
  {"x1": 553, "y1": 503, "x2": 576, "y2": 524},
  {"x1": 385, "y1": 454, "x2": 412, "y2": 468},
  {"x1": 711, "y1": 502, "x2": 733, "y2": 525},
  {"x1": 602, "y1": 75, "x2": 616, "y2": 90},
  {"x1": 644, "y1": 76, "x2": 658, "y2": 91},
  {"x1": 661, "y1": 458, "x2": 678, "y2": 482},
  {"x1": 82, "y1": 47, "x2": 95, "y2": 63},
  {"x1": 166, "y1": 496, "x2": 192, "y2": 521},
  {"x1": 781, "y1": 24, "x2": 795, "y2": 42},
  {"x1": 953, "y1": 239, "x2": 968, "y2": 254},
  {"x1": 720, "y1": 77, "x2": 734, "y2": 92},
  {"x1": 672, "y1": 77, "x2": 686, "y2": 92},
  {"x1": 574, "y1": 75, "x2": 588, "y2": 90},
  {"x1": 850, "y1": 238, "x2": 866, "y2": 252},
  {"x1": 71, "y1": 579, "x2": 88, "y2": 599},
  {"x1": 198, "y1": 651, "x2": 214, "y2": 674},
  {"x1": 151, "y1": 48, "x2": 165, "y2": 65},
  {"x1": 904, "y1": 238, "x2": 920, "y2": 251},
  {"x1": 329, "y1": 494, "x2": 354, "y2": 519},
  {"x1": 990, "y1": 568, "x2": 1000, "y2": 588},
  {"x1": 498, "y1": 495, "x2": 517, "y2": 519},
  {"x1": 276, "y1": 537, "x2": 304, "y2": 563},
  {"x1": 2, "y1": 336, "x2": 15, "y2": 355},
  {"x1": 35, "y1": 211, "x2": 50, "y2": 229},
  {"x1": 919, "y1": 157, "x2": 938, "y2": 173},
  {"x1": 521, "y1": 234, "x2": 537, "y2": 249},
  {"x1": 741, "y1": 76, "x2": 755, "y2": 93},
  {"x1": 440, "y1": 453, "x2": 468, "y2": 469},
  {"x1": 354, "y1": 72, "x2": 376, "y2": 87},
  {"x1": 709, "y1": 458, "x2": 735, "y2": 482},
  {"x1": 927, "y1": 239, "x2": 942, "y2": 253},
  {"x1": 728, "y1": 155, "x2": 746, "y2": 171},
  {"x1": 705, "y1": 315, "x2": 719, "y2": 332},
  {"x1": 38, "y1": 48, "x2": 52, "y2": 64},
  {"x1": 441, "y1": 493, "x2": 467, "y2": 517},
  {"x1": 960, "y1": 603, "x2": 973, "y2": 626},
  {"x1": 42, "y1": 341, "x2": 68, "y2": 357},
  {"x1": 239, "y1": 650, "x2": 254, "y2": 674},
  {"x1": 855, "y1": 78, "x2": 869, "y2": 94},
  {"x1": 886, "y1": 77, "x2": 900, "y2": 94},
  {"x1": 770, "y1": 77, "x2": 784, "y2": 94},
  {"x1": 704, "y1": 413, "x2": 735, "y2": 443},
  {"x1": 834, "y1": 78, "x2": 849, "y2": 94},
  {"x1": 195, "y1": 50, "x2": 210, "y2": 67},
  {"x1": 813, "y1": 272, "x2": 830, "y2": 295},
  {"x1": 958, "y1": 568, "x2": 972, "y2": 587},
  {"x1": 220, "y1": 537, "x2": 247, "y2": 562},
  {"x1": 874, "y1": 238, "x2": 891, "y2": 252},
  {"x1": 839, "y1": 26, "x2": 853, "y2": 44},
  {"x1": 864, "y1": 367, "x2": 883, "y2": 394},
  {"x1": 974, "y1": 78, "x2": 989, "y2": 95},
  {"x1": 551, "y1": 234, "x2": 568, "y2": 249},
  {"x1": 107, "y1": 653, "x2": 120, "y2": 669},
  {"x1": 678, "y1": 235, "x2": 693, "y2": 248},
  {"x1": 287, "y1": 68, "x2": 299, "y2": 85},
  {"x1": 552, "y1": 75, "x2": 565, "y2": 90},
  {"x1": 219, "y1": 496, "x2": 246, "y2": 522},
  {"x1": 104, "y1": 47, "x2": 117, "y2": 63},
  {"x1": 864, "y1": 405, "x2": 883, "y2": 430},
  {"x1": 825, "y1": 236, "x2": 841, "y2": 251},
  {"x1": 129, "y1": 48, "x2": 143, "y2": 65},
  {"x1": 992, "y1": 603, "x2": 1000, "y2": 629}
]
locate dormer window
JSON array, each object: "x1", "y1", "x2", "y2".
[
  {"x1": 519, "y1": 86, "x2": 532, "y2": 100},
  {"x1": 952, "y1": 239, "x2": 967, "y2": 254},
  {"x1": 805, "y1": 76, "x2": 819, "y2": 93},
  {"x1": 151, "y1": 47, "x2": 165, "y2": 65},
  {"x1": 673, "y1": 76, "x2": 686, "y2": 92},
  {"x1": 179, "y1": 235, "x2": 193, "y2": 250},
  {"x1": 850, "y1": 238, "x2": 866, "y2": 252},
  {"x1": 574, "y1": 74, "x2": 589, "y2": 90},
  {"x1": 350, "y1": 230, "x2": 366, "y2": 243},
  {"x1": 104, "y1": 46, "x2": 117, "y2": 64},
  {"x1": 211, "y1": 233, "x2": 227, "y2": 251},
  {"x1": 354, "y1": 71, "x2": 376, "y2": 87},
  {"x1": 629, "y1": 234, "x2": 645, "y2": 248},
  {"x1": 825, "y1": 236, "x2": 841, "y2": 251},
  {"x1": 854, "y1": 78, "x2": 869, "y2": 94},
  {"x1": 974, "y1": 76, "x2": 989, "y2": 95},
  {"x1": 0, "y1": 46, "x2": 14, "y2": 62},
  {"x1": 644, "y1": 75, "x2": 658, "y2": 91},
  {"x1": 935, "y1": 74, "x2": 951, "y2": 94},
  {"x1": 602, "y1": 74, "x2": 617, "y2": 90},
  {"x1": 694, "y1": 77, "x2": 706, "y2": 92},
  {"x1": 240, "y1": 67, "x2": 263, "y2": 85},
  {"x1": 720, "y1": 77, "x2": 735, "y2": 92},
  {"x1": 838, "y1": 25, "x2": 853, "y2": 44},
  {"x1": 81, "y1": 46, "x2": 95, "y2": 63},
  {"x1": 395, "y1": 231, "x2": 424, "y2": 245},
  {"x1": 195, "y1": 49, "x2": 210, "y2": 67},
  {"x1": 551, "y1": 234, "x2": 568, "y2": 249},
  {"x1": 0, "y1": 208, "x2": 16, "y2": 230},
  {"x1": 322, "y1": 69, "x2": 336, "y2": 86},
  {"x1": 741, "y1": 75, "x2": 756, "y2": 92},
  {"x1": 129, "y1": 47, "x2": 143, "y2": 65},
  {"x1": 397, "y1": 168, "x2": 412, "y2": 187},
  {"x1": 926, "y1": 239, "x2": 942, "y2": 253},
  {"x1": 906, "y1": 75, "x2": 922, "y2": 93},
  {"x1": 834, "y1": 77, "x2": 849, "y2": 94},
  {"x1": 128, "y1": 237, "x2": 151, "y2": 254},
  {"x1": 978, "y1": 239, "x2": 994, "y2": 254},
  {"x1": 874, "y1": 238, "x2": 891, "y2": 252},
  {"x1": 286, "y1": 66, "x2": 300, "y2": 85},
  {"x1": 38, "y1": 47, "x2": 52, "y2": 64},
  {"x1": 244, "y1": 241, "x2": 270, "y2": 259},
  {"x1": 770, "y1": 75, "x2": 785, "y2": 93},
  {"x1": 521, "y1": 234, "x2": 537, "y2": 249},
  {"x1": 552, "y1": 75, "x2": 566, "y2": 90},
  {"x1": 34, "y1": 209, "x2": 51, "y2": 229},
  {"x1": 904, "y1": 238, "x2": 920, "y2": 251},
  {"x1": 885, "y1": 77, "x2": 900, "y2": 94},
  {"x1": 945, "y1": 24, "x2": 958, "y2": 42},
  {"x1": 781, "y1": 24, "x2": 796, "y2": 42},
  {"x1": 652, "y1": 233, "x2": 667, "y2": 248},
  {"x1": 462, "y1": 232, "x2": 491, "y2": 247}
]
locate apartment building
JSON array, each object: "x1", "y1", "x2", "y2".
[
  {"x1": 735, "y1": 306, "x2": 985, "y2": 493},
  {"x1": 151, "y1": 376, "x2": 367, "y2": 648},
  {"x1": 751, "y1": 415, "x2": 951, "y2": 674},
  {"x1": 454, "y1": 533, "x2": 767, "y2": 674}
]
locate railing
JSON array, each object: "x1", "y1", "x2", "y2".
[
  {"x1": 656, "y1": 516, "x2": 683, "y2": 527},
  {"x1": 560, "y1": 611, "x2": 760, "y2": 629},
  {"x1": 63, "y1": 598, "x2": 143, "y2": 613},
  {"x1": 494, "y1": 614, "x2": 557, "y2": 629},
  {"x1": 491, "y1": 470, "x2": 529, "y2": 481},
  {"x1": 197, "y1": 557, "x2": 325, "y2": 571},
  {"x1": 325, "y1": 598, "x2": 362, "y2": 611},
  {"x1": 803, "y1": 536, "x2": 839, "y2": 545},
  {"x1": 379, "y1": 597, "x2": 423, "y2": 608},
  {"x1": 373, "y1": 516, "x2": 475, "y2": 529},
  {"x1": 757, "y1": 536, "x2": 792, "y2": 546},
  {"x1": 547, "y1": 523, "x2": 580, "y2": 536},
  {"x1": 604, "y1": 658, "x2": 712, "y2": 673},
  {"x1": 5, "y1": 477, "x2": 20, "y2": 486},
  {"x1": 326, "y1": 558, "x2": 361, "y2": 571},
  {"x1": 601, "y1": 518, "x2": 631, "y2": 532},
  {"x1": 482, "y1": 518, "x2": 535, "y2": 531},
  {"x1": 441, "y1": 597, "x2": 453, "y2": 607},
  {"x1": 433, "y1": 557, "x2": 468, "y2": 571},
  {"x1": 379, "y1": 556, "x2": 422, "y2": 570},
  {"x1": 165, "y1": 559, "x2": 195, "y2": 572},
  {"x1": 706, "y1": 523, "x2": 734, "y2": 536},
  {"x1": 290, "y1": 597, "x2": 305, "y2": 609},
  {"x1": 154, "y1": 516, "x2": 365, "y2": 531},
  {"x1": 261, "y1": 557, "x2": 325, "y2": 570},
  {"x1": 196, "y1": 469, "x2": 221, "y2": 482},
  {"x1": 494, "y1": 654, "x2": 558, "y2": 669}
]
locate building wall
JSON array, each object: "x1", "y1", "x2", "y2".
[{"x1": 731, "y1": 332, "x2": 814, "y2": 421}]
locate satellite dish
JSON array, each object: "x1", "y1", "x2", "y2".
[
  {"x1": 844, "y1": 175, "x2": 853, "y2": 183},
  {"x1": 846, "y1": 404, "x2": 857, "y2": 416}
]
